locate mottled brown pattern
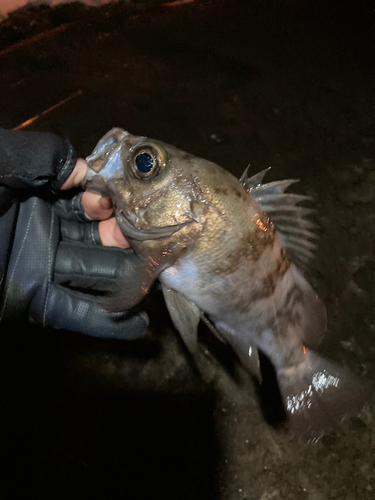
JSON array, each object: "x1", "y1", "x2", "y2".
[
  {"x1": 265, "y1": 285, "x2": 303, "y2": 335},
  {"x1": 233, "y1": 186, "x2": 245, "y2": 199},
  {"x1": 214, "y1": 186, "x2": 228, "y2": 196},
  {"x1": 240, "y1": 229, "x2": 272, "y2": 262}
]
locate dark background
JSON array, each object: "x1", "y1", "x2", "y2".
[{"x1": 0, "y1": 1, "x2": 375, "y2": 498}]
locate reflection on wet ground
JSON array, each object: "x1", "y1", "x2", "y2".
[{"x1": 0, "y1": 1, "x2": 375, "y2": 498}]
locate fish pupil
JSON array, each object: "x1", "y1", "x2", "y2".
[{"x1": 135, "y1": 152, "x2": 154, "y2": 173}]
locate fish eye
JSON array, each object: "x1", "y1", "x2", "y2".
[
  {"x1": 135, "y1": 152, "x2": 154, "y2": 174},
  {"x1": 130, "y1": 143, "x2": 166, "y2": 179}
]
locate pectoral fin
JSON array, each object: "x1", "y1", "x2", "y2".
[{"x1": 162, "y1": 285, "x2": 201, "y2": 354}]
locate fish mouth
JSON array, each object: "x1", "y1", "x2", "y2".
[
  {"x1": 116, "y1": 210, "x2": 192, "y2": 241},
  {"x1": 85, "y1": 128, "x2": 129, "y2": 173}
]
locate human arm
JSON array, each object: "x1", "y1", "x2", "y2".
[{"x1": 0, "y1": 128, "x2": 148, "y2": 339}]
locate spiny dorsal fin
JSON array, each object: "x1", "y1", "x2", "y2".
[
  {"x1": 240, "y1": 165, "x2": 271, "y2": 187},
  {"x1": 240, "y1": 166, "x2": 318, "y2": 270}
]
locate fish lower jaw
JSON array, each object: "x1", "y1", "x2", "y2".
[{"x1": 116, "y1": 211, "x2": 193, "y2": 241}]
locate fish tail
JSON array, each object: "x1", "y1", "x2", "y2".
[{"x1": 276, "y1": 349, "x2": 371, "y2": 440}]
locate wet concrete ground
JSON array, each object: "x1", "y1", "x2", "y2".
[{"x1": 1, "y1": 1, "x2": 375, "y2": 498}]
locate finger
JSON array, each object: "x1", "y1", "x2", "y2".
[
  {"x1": 81, "y1": 190, "x2": 113, "y2": 220},
  {"x1": 44, "y1": 284, "x2": 148, "y2": 340},
  {"x1": 60, "y1": 158, "x2": 88, "y2": 190},
  {"x1": 99, "y1": 218, "x2": 130, "y2": 248},
  {"x1": 55, "y1": 242, "x2": 136, "y2": 289}
]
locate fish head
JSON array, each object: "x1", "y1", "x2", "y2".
[{"x1": 82, "y1": 128, "x2": 224, "y2": 248}]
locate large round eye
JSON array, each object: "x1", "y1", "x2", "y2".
[
  {"x1": 135, "y1": 152, "x2": 154, "y2": 174},
  {"x1": 130, "y1": 142, "x2": 167, "y2": 180}
]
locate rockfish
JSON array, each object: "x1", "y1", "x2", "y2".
[{"x1": 83, "y1": 128, "x2": 369, "y2": 439}]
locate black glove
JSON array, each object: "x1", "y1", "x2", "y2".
[{"x1": 0, "y1": 193, "x2": 148, "y2": 340}]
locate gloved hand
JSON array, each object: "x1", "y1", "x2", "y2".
[{"x1": 0, "y1": 192, "x2": 148, "y2": 339}]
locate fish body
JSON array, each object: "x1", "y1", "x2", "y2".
[{"x1": 83, "y1": 128, "x2": 369, "y2": 439}]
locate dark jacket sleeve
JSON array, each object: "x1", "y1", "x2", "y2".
[
  {"x1": 0, "y1": 128, "x2": 76, "y2": 192},
  {"x1": 0, "y1": 128, "x2": 77, "y2": 297}
]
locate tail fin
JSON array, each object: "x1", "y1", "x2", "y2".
[{"x1": 277, "y1": 349, "x2": 371, "y2": 440}]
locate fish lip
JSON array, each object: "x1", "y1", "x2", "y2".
[
  {"x1": 116, "y1": 210, "x2": 192, "y2": 241},
  {"x1": 85, "y1": 128, "x2": 131, "y2": 174}
]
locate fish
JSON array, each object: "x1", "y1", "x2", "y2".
[{"x1": 82, "y1": 127, "x2": 370, "y2": 439}]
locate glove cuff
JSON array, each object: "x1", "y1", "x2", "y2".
[{"x1": 51, "y1": 140, "x2": 77, "y2": 191}]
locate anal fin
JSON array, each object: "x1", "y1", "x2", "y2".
[
  {"x1": 227, "y1": 335, "x2": 262, "y2": 383},
  {"x1": 214, "y1": 322, "x2": 263, "y2": 383}
]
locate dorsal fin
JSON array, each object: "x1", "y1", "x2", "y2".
[{"x1": 240, "y1": 166, "x2": 318, "y2": 270}]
